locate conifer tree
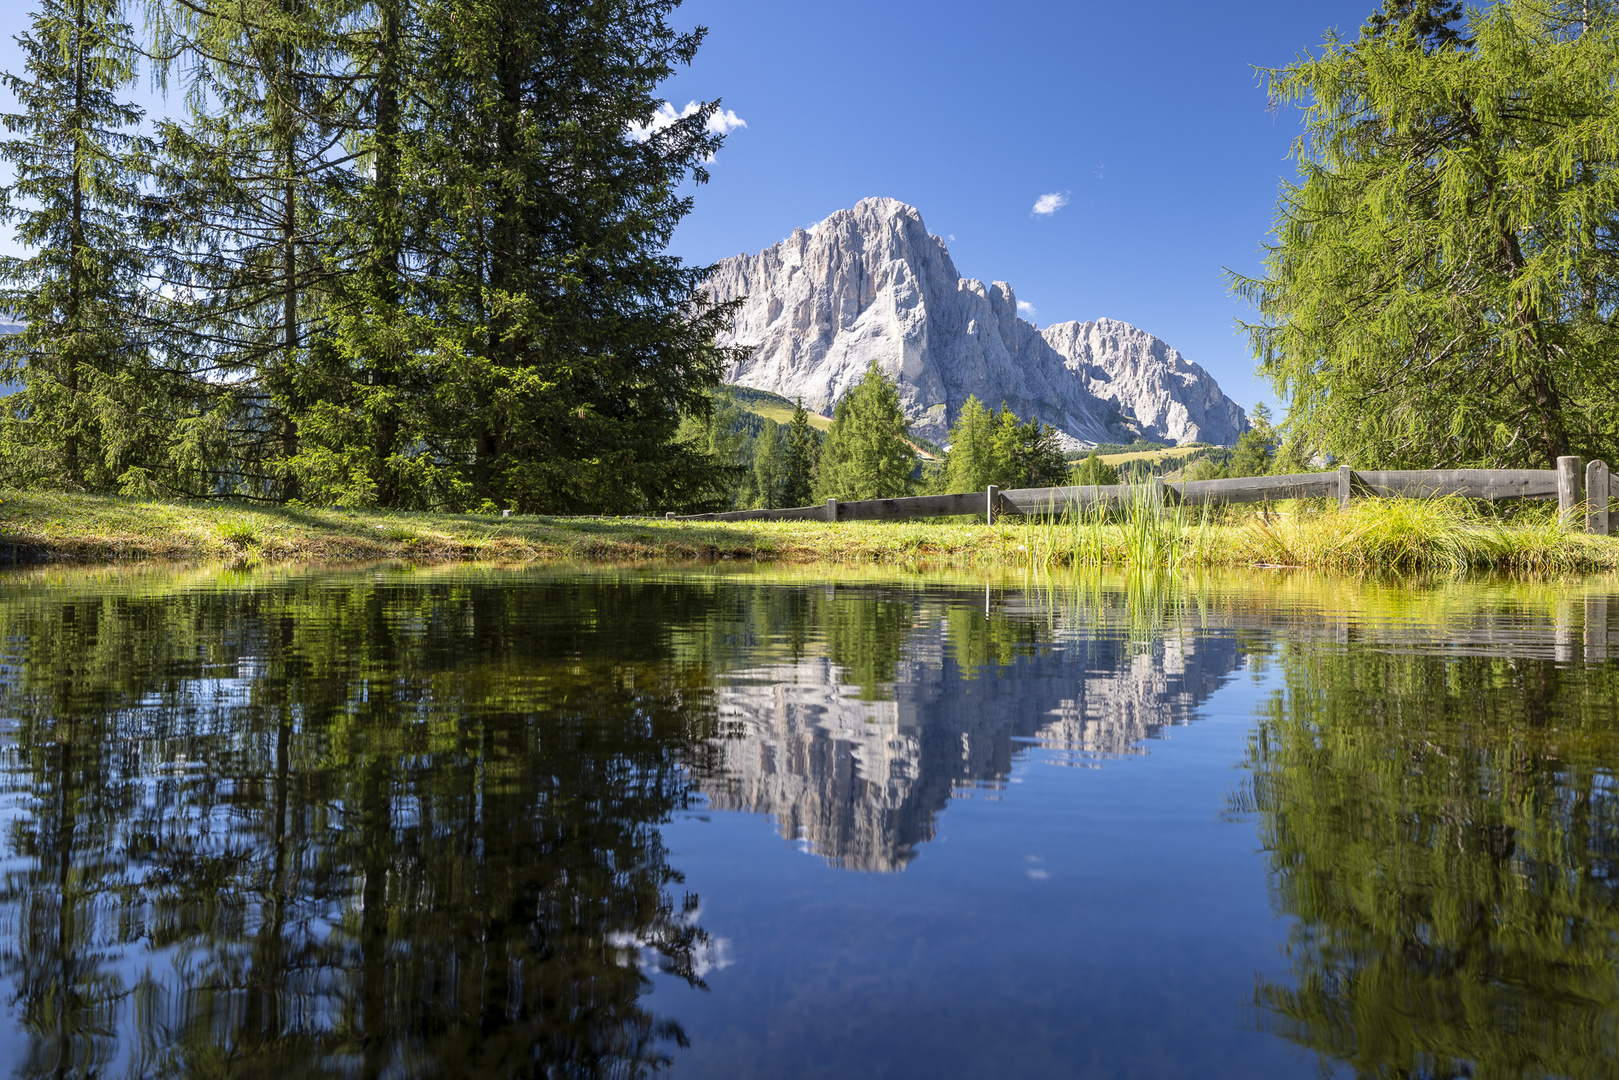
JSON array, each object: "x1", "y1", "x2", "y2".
[
  {"x1": 751, "y1": 420, "x2": 786, "y2": 508},
  {"x1": 145, "y1": 0, "x2": 353, "y2": 499},
  {"x1": 401, "y1": 0, "x2": 739, "y2": 513},
  {"x1": 814, "y1": 363, "x2": 914, "y2": 500},
  {"x1": 1073, "y1": 449, "x2": 1118, "y2": 486},
  {"x1": 939, "y1": 398, "x2": 1068, "y2": 492},
  {"x1": 997, "y1": 407, "x2": 1067, "y2": 487},
  {"x1": 1236, "y1": 0, "x2": 1619, "y2": 469},
  {"x1": 284, "y1": 0, "x2": 430, "y2": 508},
  {"x1": 939, "y1": 396, "x2": 1000, "y2": 493},
  {"x1": 0, "y1": 0, "x2": 154, "y2": 490},
  {"x1": 781, "y1": 398, "x2": 819, "y2": 507}
]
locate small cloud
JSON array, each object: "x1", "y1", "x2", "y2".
[
  {"x1": 1092, "y1": 162, "x2": 1105, "y2": 180},
  {"x1": 1031, "y1": 191, "x2": 1070, "y2": 217},
  {"x1": 1016, "y1": 300, "x2": 1037, "y2": 318},
  {"x1": 627, "y1": 101, "x2": 747, "y2": 143},
  {"x1": 805, "y1": 221, "x2": 820, "y2": 236},
  {"x1": 707, "y1": 108, "x2": 747, "y2": 136},
  {"x1": 948, "y1": 234, "x2": 956, "y2": 242}
]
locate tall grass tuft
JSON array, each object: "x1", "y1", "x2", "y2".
[
  {"x1": 1197, "y1": 497, "x2": 1602, "y2": 573},
  {"x1": 1017, "y1": 478, "x2": 1189, "y2": 570},
  {"x1": 1012, "y1": 489, "x2": 1618, "y2": 574}
]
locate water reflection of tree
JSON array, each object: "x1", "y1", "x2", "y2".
[
  {"x1": 1241, "y1": 646, "x2": 1619, "y2": 1078},
  {"x1": 0, "y1": 579, "x2": 731, "y2": 1077}
]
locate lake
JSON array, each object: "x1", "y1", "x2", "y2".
[{"x1": 0, "y1": 563, "x2": 1614, "y2": 1078}]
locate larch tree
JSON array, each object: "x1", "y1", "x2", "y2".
[
  {"x1": 939, "y1": 395, "x2": 1001, "y2": 493},
  {"x1": 0, "y1": 0, "x2": 154, "y2": 490},
  {"x1": 1234, "y1": 0, "x2": 1619, "y2": 469},
  {"x1": 814, "y1": 363, "x2": 914, "y2": 501},
  {"x1": 938, "y1": 396, "x2": 1068, "y2": 492},
  {"x1": 145, "y1": 0, "x2": 355, "y2": 499}
]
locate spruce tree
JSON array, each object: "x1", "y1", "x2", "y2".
[
  {"x1": 1007, "y1": 415, "x2": 1068, "y2": 487},
  {"x1": 0, "y1": 0, "x2": 153, "y2": 491},
  {"x1": 940, "y1": 396, "x2": 999, "y2": 493},
  {"x1": 781, "y1": 398, "x2": 819, "y2": 507},
  {"x1": 284, "y1": 0, "x2": 430, "y2": 508},
  {"x1": 402, "y1": 0, "x2": 740, "y2": 513},
  {"x1": 814, "y1": 363, "x2": 914, "y2": 500}
]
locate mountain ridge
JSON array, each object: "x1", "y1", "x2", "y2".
[{"x1": 703, "y1": 198, "x2": 1248, "y2": 449}]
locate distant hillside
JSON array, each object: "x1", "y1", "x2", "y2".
[
  {"x1": 726, "y1": 386, "x2": 832, "y2": 431},
  {"x1": 724, "y1": 385, "x2": 943, "y2": 460}
]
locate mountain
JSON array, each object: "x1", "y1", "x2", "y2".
[{"x1": 704, "y1": 198, "x2": 1247, "y2": 449}]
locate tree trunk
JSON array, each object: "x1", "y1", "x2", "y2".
[
  {"x1": 64, "y1": 0, "x2": 86, "y2": 487},
  {"x1": 371, "y1": 0, "x2": 402, "y2": 506}
]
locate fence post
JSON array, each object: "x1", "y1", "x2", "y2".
[
  {"x1": 1338, "y1": 465, "x2": 1353, "y2": 510},
  {"x1": 1558, "y1": 456, "x2": 1584, "y2": 528},
  {"x1": 986, "y1": 485, "x2": 999, "y2": 525},
  {"x1": 1587, "y1": 460, "x2": 1610, "y2": 536},
  {"x1": 1587, "y1": 595, "x2": 1609, "y2": 661},
  {"x1": 825, "y1": 498, "x2": 839, "y2": 523}
]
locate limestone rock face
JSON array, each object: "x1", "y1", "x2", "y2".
[
  {"x1": 705, "y1": 197, "x2": 1247, "y2": 448},
  {"x1": 1040, "y1": 319, "x2": 1248, "y2": 448}
]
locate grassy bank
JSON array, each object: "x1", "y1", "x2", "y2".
[{"x1": 4, "y1": 488, "x2": 1619, "y2": 573}]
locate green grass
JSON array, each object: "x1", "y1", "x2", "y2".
[
  {"x1": 1095, "y1": 445, "x2": 1205, "y2": 467},
  {"x1": 1011, "y1": 493, "x2": 1619, "y2": 574},
  {"x1": 5, "y1": 487, "x2": 1619, "y2": 574}
]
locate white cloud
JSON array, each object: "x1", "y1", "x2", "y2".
[
  {"x1": 707, "y1": 108, "x2": 747, "y2": 136},
  {"x1": 627, "y1": 101, "x2": 747, "y2": 143},
  {"x1": 1031, "y1": 191, "x2": 1070, "y2": 217},
  {"x1": 948, "y1": 234, "x2": 956, "y2": 242},
  {"x1": 1016, "y1": 300, "x2": 1037, "y2": 318}
]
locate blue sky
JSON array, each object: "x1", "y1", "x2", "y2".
[
  {"x1": 0, "y1": 0, "x2": 1374, "y2": 412},
  {"x1": 657, "y1": 0, "x2": 1374, "y2": 413}
]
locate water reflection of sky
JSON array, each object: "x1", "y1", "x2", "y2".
[{"x1": 1, "y1": 568, "x2": 1617, "y2": 1078}]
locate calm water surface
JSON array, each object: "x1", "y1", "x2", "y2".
[{"x1": 0, "y1": 564, "x2": 1615, "y2": 1078}]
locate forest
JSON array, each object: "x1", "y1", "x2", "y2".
[{"x1": 0, "y1": 0, "x2": 742, "y2": 514}]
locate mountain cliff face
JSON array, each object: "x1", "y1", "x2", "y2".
[{"x1": 704, "y1": 197, "x2": 1247, "y2": 448}]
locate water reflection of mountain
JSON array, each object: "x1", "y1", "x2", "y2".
[{"x1": 698, "y1": 612, "x2": 1242, "y2": 872}]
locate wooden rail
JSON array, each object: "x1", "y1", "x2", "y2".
[{"x1": 670, "y1": 456, "x2": 1617, "y2": 535}]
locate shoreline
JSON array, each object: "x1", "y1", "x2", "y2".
[{"x1": 5, "y1": 488, "x2": 1619, "y2": 574}]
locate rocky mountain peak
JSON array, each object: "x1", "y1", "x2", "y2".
[{"x1": 704, "y1": 198, "x2": 1247, "y2": 449}]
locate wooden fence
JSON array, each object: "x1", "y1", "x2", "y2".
[{"x1": 671, "y1": 456, "x2": 1617, "y2": 536}]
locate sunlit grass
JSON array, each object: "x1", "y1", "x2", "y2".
[{"x1": 4, "y1": 486, "x2": 1619, "y2": 572}]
